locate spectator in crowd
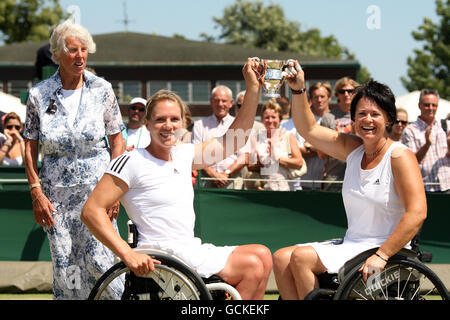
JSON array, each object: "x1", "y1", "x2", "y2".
[
  {"x1": 23, "y1": 20, "x2": 124, "y2": 299},
  {"x1": 320, "y1": 77, "x2": 359, "y2": 191},
  {"x1": 274, "y1": 61, "x2": 427, "y2": 300},
  {"x1": 300, "y1": 82, "x2": 333, "y2": 190},
  {"x1": 389, "y1": 108, "x2": 408, "y2": 141},
  {"x1": 279, "y1": 96, "x2": 306, "y2": 190},
  {"x1": 34, "y1": 26, "x2": 58, "y2": 81},
  {"x1": 191, "y1": 85, "x2": 246, "y2": 189},
  {"x1": 82, "y1": 60, "x2": 272, "y2": 300},
  {"x1": 278, "y1": 96, "x2": 291, "y2": 124},
  {"x1": 122, "y1": 97, "x2": 151, "y2": 151},
  {"x1": 0, "y1": 112, "x2": 25, "y2": 166},
  {"x1": 402, "y1": 89, "x2": 450, "y2": 192},
  {"x1": 247, "y1": 100, "x2": 304, "y2": 191}
]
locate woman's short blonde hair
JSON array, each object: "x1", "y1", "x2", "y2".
[
  {"x1": 50, "y1": 19, "x2": 96, "y2": 64},
  {"x1": 145, "y1": 90, "x2": 186, "y2": 123},
  {"x1": 261, "y1": 99, "x2": 283, "y2": 122}
]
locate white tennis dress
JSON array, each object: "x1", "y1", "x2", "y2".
[
  {"x1": 297, "y1": 142, "x2": 408, "y2": 273},
  {"x1": 106, "y1": 144, "x2": 236, "y2": 278}
]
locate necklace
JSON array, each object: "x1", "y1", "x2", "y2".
[{"x1": 366, "y1": 138, "x2": 388, "y2": 158}]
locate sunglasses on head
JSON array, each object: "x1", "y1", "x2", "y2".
[
  {"x1": 6, "y1": 125, "x2": 21, "y2": 130},
  {"x1": 338, "y1": 89, "x2": 355, "y2": 94},
  {"x1": 395, "y1": 119, "x2": 408, "y2": 125},
  {"x1": 130, "y1": 105, "x2": 146, "y2": 112}
]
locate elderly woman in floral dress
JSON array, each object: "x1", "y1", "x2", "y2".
[{"x1": 23, "y1": 20, "x2": 124, "y2": 299}]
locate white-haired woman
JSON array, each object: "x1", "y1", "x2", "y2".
[{"x1": 23, "y1": 20, "x2": 124, "y2": 299}]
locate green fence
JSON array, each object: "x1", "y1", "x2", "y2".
[{"x1": 1, "y1": 166, "x2": 449, "y2": 263}]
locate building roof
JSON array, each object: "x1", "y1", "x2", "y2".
[{"x1": 0, "y1": 32, "x2": 359, "y2": 68}]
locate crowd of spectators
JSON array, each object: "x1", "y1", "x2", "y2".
[
  {"x1": 186, "y1": 81, "x2": 449, "y2": 193},
  {"x1": 1, "y1": 61, "x2": 448, "y2": 193}
]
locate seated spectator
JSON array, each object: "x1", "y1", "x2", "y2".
[
  {"x1": 402, "y1": 89, "x2": 449, "y2": 192},
  {"x1": 0, "y1": 112, "x2": 25, "y2": 166},
  {"x1": 122, "y1": 97, "x2": 151, "y2": 151},
  {"x1": 279, "y1": 96, "x2": 306, "y2": 190},
  {"x1": 191, "y1": 85, "x2": 247, "y2": 189},
  {"x1": 300, "y1": 82, "x2": 333, "y2": 190},
  {"x1": 389, "y1": 108, "x2": 408, "y2": 141},
  {"x1": 247, "y1": 100, "x2": 304, "y2": 191}
]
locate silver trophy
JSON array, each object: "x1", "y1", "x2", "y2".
[{"x1": 253, "y1": 59, "x2": 289, "y2": 98}]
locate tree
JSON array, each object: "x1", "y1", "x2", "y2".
[
  {"x1": 401, "y1": 0, "x2": 449, "y2": 99},
  {"x1": 0, "y1": 0, "x2": 67, "y2": 44},
  {"x1": 200, "y1": 0, "x2": 371, "y2": 83}
]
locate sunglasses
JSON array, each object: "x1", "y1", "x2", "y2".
[
  {"x1": 421, "y1": 103, "x2": 438, "y2": 107},
  {"x1": 130, "y1": 105, "x2": 146, "y2": 112},
  {"x1": 6, "y1": 125, "x2": 21, "y2": 130},
  {"x1": 338, "y1": 89, "x2": 355, "y2": 94},
  {"x1": 395, "y1": 120, "x2": 408, "y2": 125},
  {"x1": 236, "y1": 103, "x2": 242, "y2": 109}
]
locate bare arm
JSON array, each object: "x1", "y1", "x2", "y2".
[
  {"x1": 379, "y1": 147, "x2": 427, "y2": 256},
  {"x1": 286, "y1": 61, "x2": 361, "y2": 161},
  {"x1": 193, "y1": 58, "x2": 261, "y2": 170},
  {"x1": 81, "y1": 174, "x2": 160, "y2": 275},
  {"x1": 25, "y1": 139, "x2": 56, "y2": 227},
  {"x1": 108, "y1": 131, "x2": 125, "y2": 159},
  {"x1": 279, "y1": 133, "x2": 303, "y2": 169}
]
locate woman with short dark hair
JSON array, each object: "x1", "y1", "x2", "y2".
[{"x1": 273, "y1": 62, "x2": 427, "y2": 300}]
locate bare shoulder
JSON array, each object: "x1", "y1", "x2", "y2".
[{"x1": 391, "y1": 144, "x2": 410, "y2": 159}]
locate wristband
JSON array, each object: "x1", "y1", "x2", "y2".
[
  {"x1": 375, "y1": 252, "x2": 388, "y2": 262},
  {"x1": 291, "y1": 87, "x2": 306, "y2": 95},
  {"x1": 29, "y1": 182, "x2": 41, "y2": 190}
]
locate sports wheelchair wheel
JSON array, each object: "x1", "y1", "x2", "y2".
[
  {"x1": 88, "y1": 251, "x2": 212, "y2": 300},
  {"x1": 334, "y1": 257, "x2": 450, "y2": 300}
]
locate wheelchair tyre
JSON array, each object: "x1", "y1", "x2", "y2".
[
  {"x1": 88, "y1": 252, "x2": 212, "y2": 300},
  {"x1": 334, "y1": 257, "x2": 450, "y2": 300}
]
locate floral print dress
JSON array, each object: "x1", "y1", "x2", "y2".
[{"x1": 24, "y1": 69, "x2": 125, "y2": 299}]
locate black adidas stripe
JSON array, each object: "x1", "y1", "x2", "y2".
[
  {"x1": 110, "y1": 154, "x2": 130, "y2": 173},
  {"x1": 116, "y1": 156, "x2": 131, "y2": 174}
]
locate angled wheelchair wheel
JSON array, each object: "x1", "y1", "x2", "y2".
[
  {"x1": 88, "y1": 252, "x2": 212, "y2": 300},
  {"x1": 334, "y1": 258, "x2": 450, "y2": 300}
]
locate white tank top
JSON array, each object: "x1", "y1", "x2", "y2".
[{"x1": 342, "y1": 141, "x2": 407, "y2": 246}]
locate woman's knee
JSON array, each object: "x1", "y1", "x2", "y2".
[
  {"x1": 253, "y1": 245, "x2": 273, "y2": 271},
  {"x1": 273, "y1": 246, "x2": 296, "y2": 270},
  {"x1": 289, "y1": 246, "x2": 316, "y2": 268}
]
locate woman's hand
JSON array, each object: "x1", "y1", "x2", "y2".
[
  {"x1": 284, "y1": 59, "x2": 305, "y2": 91},
  {"x1": 243, "y1": 57, "x2": 264, "y2": 90},
  {"x1": 107, "y1": 201, "x2": 121, "y2": 221},
  {"x1": 122, "y1": 250, "x2": 161, "y2": 276},
  {"x1": 31, "y1": 188, "x2": 56, "y2": 228},
  {"x1": 358, "y1": 253, "x2": 388, "y2": 282}
]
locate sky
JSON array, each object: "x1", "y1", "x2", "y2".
[{"x1": 57, "y1": 0, "x2": 440, "y2": 97}]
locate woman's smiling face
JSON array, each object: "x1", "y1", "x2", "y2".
[
  {"x1": 354, "y1": 97, "x2": 389, "y2": 140},
  {"x1": 147, "y1": 99, "x2": 183, "y2": 147}
]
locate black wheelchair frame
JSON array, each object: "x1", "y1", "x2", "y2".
[
  {"x1": 304, "y1": 235, "x2": 449, "y2": 300},
  {"x1": 88, "y1": 221, "x2": 241, "y2": 300}
]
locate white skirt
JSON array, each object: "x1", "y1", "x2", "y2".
[
  {"x1": 138, "y1": 237, "x2": 237, "y2": 278},
  {"x1": 296, "y1": 239, "x2": 378, "y2": 274}
]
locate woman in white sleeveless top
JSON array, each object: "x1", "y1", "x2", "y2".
[{"x1": 273, "y1": 61, "x2": 427, "y2": 300}]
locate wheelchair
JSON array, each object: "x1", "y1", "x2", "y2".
[
  {"x1": 303, "y1": 237, "x2": 450, "y2": 300},
  {"x1": 88, "y1": 221, "x2": 242, "y2": 300}
]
